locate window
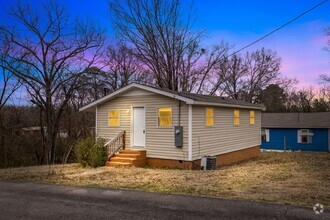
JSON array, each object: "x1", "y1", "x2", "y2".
[
  {"x1": 301, "y1": 135, "x2": 309, "y2": 143},
  {"x1": 108, "y1": 110, "x2": 119, "y2": 126},
  {"x1": 205, "y1": 108, "x2": 214, "y2": 126},
  {"x1": 158, "y1": 107, "x2": 172, "y2": 126},
  {"x1": 261, "y1": 129, "x2": 269, "y2": 142},
  {"x1": 234, "y1": 110, "x2": 240, "y2": 125},
  {"x1": 250, "y1": 111, "x2": 255, "y2": 125},
  {"x1": 298, "y1": 129, "x2": 313, "y2": 144}
]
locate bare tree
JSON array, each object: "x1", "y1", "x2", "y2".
[
  {"x1": 286, "y1": 88, "x2": 315, "y2": 112},
  {"x1": 274, "y1": 77, "x2": 298, "y2": 95},
  {"x1": 79, "y1": 43, "x2": 153, "y2": 104},
  {"x1": 0, "y1": 1, "x2": 104, "y2": 164},
  {"x1": 209, "y1": 54, "x2": 247, "y2": 98},
  {"x1": 78, "y1": 67, "x2": 109, "y2": 102},
  {"x1": 319, "y1": 86, "x2": 330, "y2": 101},
  {"x1": 0, "y1": 44, "x2": 21, "y2": 113},
  {"x1": 0, "y1": 44, "x2": 21, "y2": 167},
  {"x1": 103, "y1": 43, "x2": 153, "y2": 91},
  {"x1": 243, "y1": 48, "x2": 281, "y2": 102},
  {"x1": 109, "y1": 0, "x2": 228, "y2": 92},
  {"x1": 209, "y1": 48, "x2": 281, "y2": 102}
]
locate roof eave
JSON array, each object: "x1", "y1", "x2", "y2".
[
  {"x1": 79, "y1": 83, "x2": 194, "y2": 112},
  {"x1": 261, "y1": 125, "x2": 330, "y2": 129},
  {"x1": 192, "y1": 101, "x2": 265, "y2": 110}
]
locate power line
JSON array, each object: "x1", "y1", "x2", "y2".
[{"x1": 228, "y1": 0, "x2": 329, "y2": 57}]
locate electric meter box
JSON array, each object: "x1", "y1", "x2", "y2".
[{"x1": 174, "y1": 126, "x2": 183, "y2": 147}]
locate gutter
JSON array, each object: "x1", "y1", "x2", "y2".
[{"x1": 192, "y1": 101, "x2": 265, "y2": 110}]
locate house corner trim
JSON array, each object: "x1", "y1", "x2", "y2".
[
  {"x1": 188, "y1": 104, "x2": 192, "y2": 161},
  {"x1": 95, "y1": 106, "x2": 98, "y2": 139}
]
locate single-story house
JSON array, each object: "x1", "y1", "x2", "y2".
[
  {"x1": 80, "y1": 83, "x2": 264, "y2": 168},
  {"x1": 261, "y1": 112, "x2": 330, "y2": 152}
]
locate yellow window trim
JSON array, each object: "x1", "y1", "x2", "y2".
[
  {"x1": 205, "y1": 107, "x2": 214, "y2": 127},
  {"x1": 108, "y1": 109, "x2": 120, "y2": 127},
  {"x1": 158, "y1": 107, "x2": 172, "y2": 127}
]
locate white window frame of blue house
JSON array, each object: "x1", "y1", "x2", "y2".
[
  {"x1": 297, "y1": 129, "x2": 313, "y2": 144},
  {"x1": 261, "y1": 129, "x2": 270, "y2": 142}
]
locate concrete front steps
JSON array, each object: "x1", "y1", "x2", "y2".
[{"x1": 106, "y1": 149, "x2": 146, "y2": 167}]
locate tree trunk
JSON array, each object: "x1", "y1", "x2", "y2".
[
  {"x1": 0, "y1": 114, "x2": 4, "y2": 166},
  {"x1": 45, "y1": 93, "x2": 55, "y2": 164},
  {"x1": 39, "y1": 109, "x2": 46, "y2": 165},
  {"x1": 62, "y1": 144, "x2": 74, "y2": 164}
]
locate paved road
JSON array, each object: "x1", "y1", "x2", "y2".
[{"x1": 0, "y1": 182, "x2": 327, "y2": 220}]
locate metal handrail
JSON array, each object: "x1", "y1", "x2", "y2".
[{"x1": 104, "y1": 130, "x2": 126, "y2": 159}]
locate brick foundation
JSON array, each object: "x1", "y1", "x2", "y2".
[
  {"x1": 214, "y1": 146, "x2": 261, "y2": 166},
  {"x1": 147, "y1": 146, "x2": 261, "y2": 169},
  {"x1": 147, "y1": 158, "x2": 193, "y2": 169}
]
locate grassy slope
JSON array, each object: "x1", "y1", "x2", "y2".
[{"x1": 0, "y1": 152, "x2": 329, "y2": 207}]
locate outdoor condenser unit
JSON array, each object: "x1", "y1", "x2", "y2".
[{"x1": 200, "y1": 156, "x2": 216, "y2": 170}]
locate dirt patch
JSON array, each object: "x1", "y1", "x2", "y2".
[{"x1": 0, "y1": 152, "x2": 329, "y2": 207}]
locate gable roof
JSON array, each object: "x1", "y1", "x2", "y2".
[
  {"x1": 79, "y1": 83, "x2": 264, "y2": 111},
  {"x1": 261, "y1": 112, "x2": 330, "y2": 128}
]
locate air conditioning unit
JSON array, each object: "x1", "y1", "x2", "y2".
[{"x1": 200, "y1": 156, "x2": 216, "y2": 170}]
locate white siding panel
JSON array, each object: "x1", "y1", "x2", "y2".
[
  {"x1": 191, "y1": 106, "x2": 261, "y2": 160},
  {"x1": 97, "y1": 88, "x2": 189, "y2": 160},
  {"x1": 121, "y1": 89, "x2": 154, "y2": 96}
]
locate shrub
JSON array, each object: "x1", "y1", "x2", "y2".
[
  {"x1": 75, "y1": 137, "x2": 107, "y2": 167},
  {"x1": 89, "y1": 138, "x2": 107, "y2": 167}
]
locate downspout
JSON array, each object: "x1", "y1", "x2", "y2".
[
  {"x1": 178, "y1": 100, "x2": 181, "y2": 126},
  {"x1": 188, "y1": 104, "x2": 192, "y2": 162}
]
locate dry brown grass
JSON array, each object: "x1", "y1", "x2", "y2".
[{"x1": 0, "y1": 152, "x2": 329, "y2": 207}]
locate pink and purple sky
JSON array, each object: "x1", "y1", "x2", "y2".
[
  {"x1": 1, "y1": 0, "x2": 330, "y2": 89},
  {"x1": 194, "y1": 0, "x2": 330, "y2": 88}
]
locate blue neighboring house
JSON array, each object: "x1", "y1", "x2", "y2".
[{"x1": 261, "y1": 112, "x2": 330, "y2": 152}]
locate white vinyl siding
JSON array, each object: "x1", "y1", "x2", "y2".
[
  {"x1": 97, "y1": 88, "x2": 189, "y2": 160},
  {"x1": 96, "y1": 88, "x2": 262, "y2": 161},
  {"x1": 192, "y1": 106, "x2": 261, "y2": 160}
]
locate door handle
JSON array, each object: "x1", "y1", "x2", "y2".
[{"x1": 143, "y1": 129, "x2": 145, "y2": 134}]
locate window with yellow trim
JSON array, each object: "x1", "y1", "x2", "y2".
[
  {"x1": 108, "y1": 110, "x2": 119, "y2": 126},
  {"x1": 158, "y1": 107, "x2": 172, "y2": 126},
  {"x1": 234, "y1": 110, "x2": 240, "y2": 125},
  {"x1": 205, "y1": 108, "x2": 214, "y2": 126},
  {"x1": 250, "y1": 111, "x2": 255, "y2": 125}
]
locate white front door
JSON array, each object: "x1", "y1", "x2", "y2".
[{"x1": 133, "y1": 107, "x2": 145, "y2": 147}]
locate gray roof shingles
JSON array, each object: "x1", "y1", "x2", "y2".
[
  {"x1": 261, "y1": 112, "x2": 330, "y2": 128},
  {"x1": 179, "y1": 92, "x2": 264, "y2": 108},
  {"x1": 144, "y1": 84, "x2": 264, "y2": 108}
]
